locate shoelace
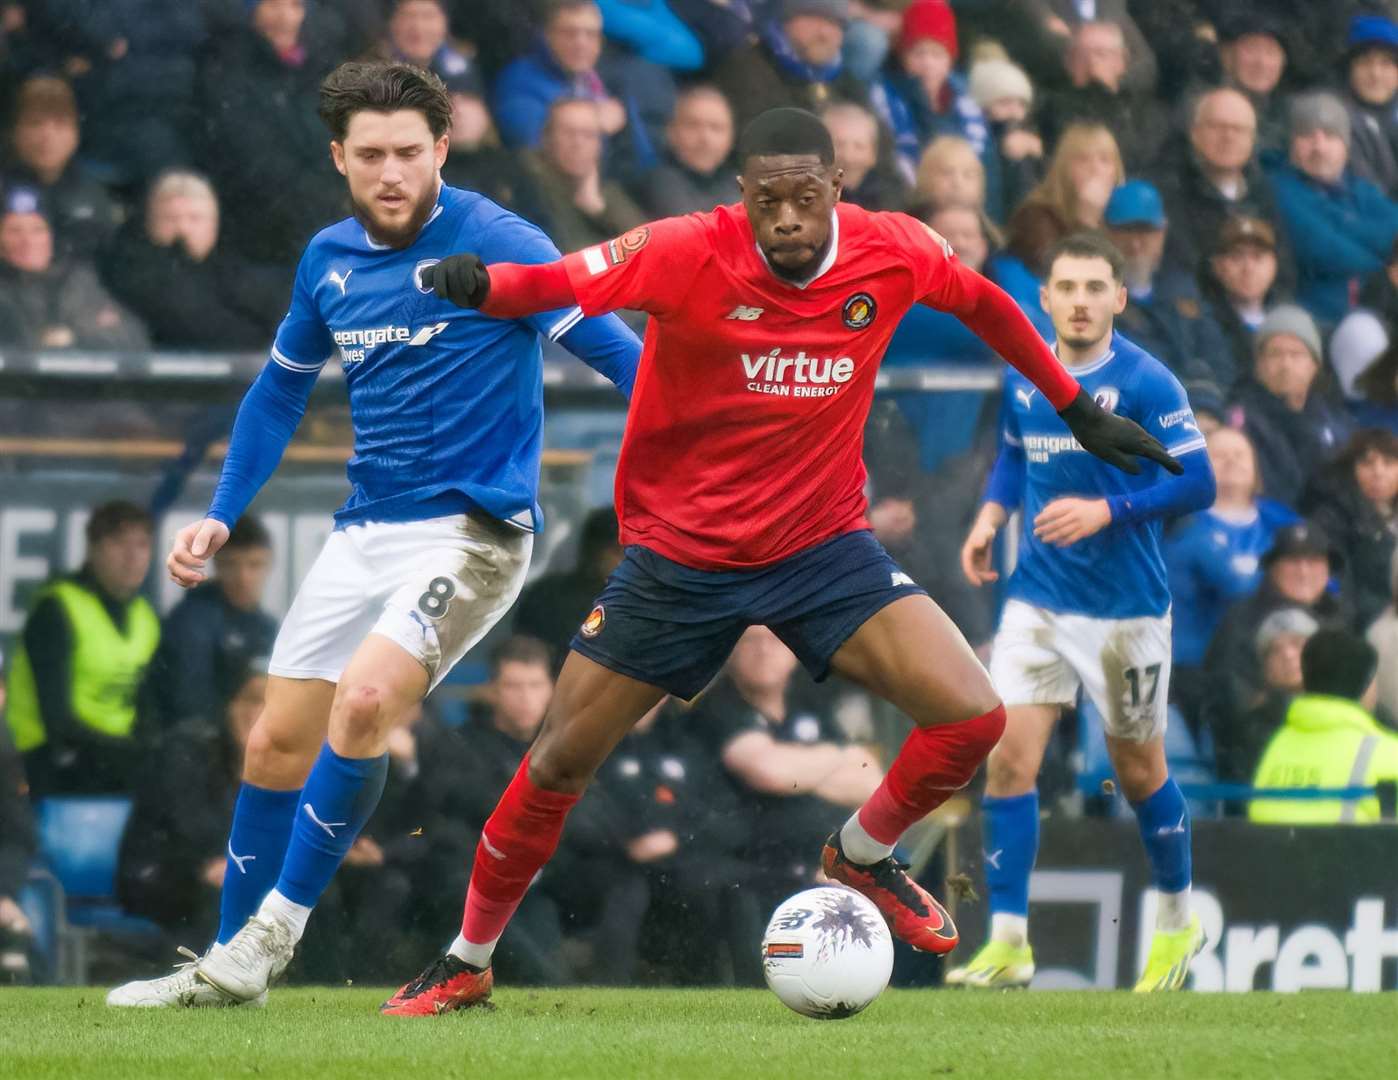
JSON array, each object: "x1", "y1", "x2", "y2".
[
  {"x1": 222, "y1": 917, "x2": 290, "y2": 973},
  {"x1": 868, "y1": 857, "x2": 932, "y2": 917},
  {"x1": 401, "y1": 954, "x2": 467, "y2": 999}
]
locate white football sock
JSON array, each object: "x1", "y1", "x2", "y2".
[
  {"x1": 839, "y1": 813, "x2": 895, "y2": 866},
  {"x1": 990, "y1": 912, "x2": 1029, "y2": 949},
  {"x1": 1156, "y1": 887, "x2": 1191, "y2": 932},
  {"x1": 258, "y1": 889, "x2": 312, "y2": 943},
  {"x1": 448, "y1": 933, "x2": 498, "y2": 970}
]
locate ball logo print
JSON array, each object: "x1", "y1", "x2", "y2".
[
  {"x1": 842, "y1": 293, "x2": 877, "y2": 330},
  {"x1": 761, "y1": 887, "x2": 893, "y2": 1019}
]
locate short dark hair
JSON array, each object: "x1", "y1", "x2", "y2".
[
  {"x1": 86, "y1": 500, "x2": 153, "y2": 546},
  {"x1": 736, "y1": 107, "x2": 834, "y2": 170},
  {"x1": 489, "y1": 635, "x2": 553, "y2": 677},
  {"x1": 224, "y1": 515, "x2": 272, "y2": 553},
  {"x1": 1046, "y1": 231, "x2": 1126, "y2": 283},
  {"x1": 318, "y1": 61, "x2": 452, "y2": 142},
  {"x1": 543, "y1": 0, "x2": 599, "y2": 25}
]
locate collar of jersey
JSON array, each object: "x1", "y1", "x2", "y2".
[
  {"x1": 1056, "y1": 336, "x2": 1117, "y2": 377},
  {"x1": 363, "y1": 183, "x2": 446, "y2": 250},
  {"x1": 752, "y1": 210, "x2": 839, "y2": 290}
]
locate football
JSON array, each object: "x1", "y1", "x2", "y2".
[{"x1": 761, "y1": 886, "x2": 894, "y2": 1020}]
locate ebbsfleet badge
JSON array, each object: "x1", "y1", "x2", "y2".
[{"x1": 842, "y1": 293, "x2": 876, "y2": 329}]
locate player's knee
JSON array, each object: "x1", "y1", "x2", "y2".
[
  {"x1": 331, "y1": 684, "x2": 385, "y2": 745},
  {"x1": 907, "y1": 674, "x2": 1001, "y2": 729},
  {"x1": 1111, "y1": 749, "x2": 1163, "y2": 802},
  {"x1": 985, "y1": 738, "x2": 1037, "y2": 796},
  {"x1": 526, "y1": 735, "x2": 595, "y2": 795},
  {"x1": 243, "y1": 717, "x2": 317, "y2": 785}
]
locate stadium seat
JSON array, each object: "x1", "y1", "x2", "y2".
[
  {"x1": 18, "y1": 868, "x2": 63, "y2": 984},
  {"x1": 35, "y1": 798, "x2": 164, "y2": 983}
]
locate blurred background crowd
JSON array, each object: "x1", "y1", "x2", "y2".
[{"x1": 3, "y1": 0, "x2": 1398, "y2": 987}]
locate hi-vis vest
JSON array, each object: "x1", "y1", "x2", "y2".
[
  {"x1": 5, "y1": 579, "x2": 160, "y2": 752},
  {"x1": 1249, "y1": 694, "x2": 1398, "y2": 825}
]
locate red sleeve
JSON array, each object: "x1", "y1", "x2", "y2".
[
  {"x1": 896, "y1": 216, "x2": 1079, "y2": 411},
  {"x1": 560, "y1": 216, "x2": 706, "y2": 318},
  {"x1": 479, "y1": 259, "x2": 576, "y2": 320}
]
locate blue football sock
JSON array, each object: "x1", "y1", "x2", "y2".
[
  {"x1": 217, "y1": 784, "x2": 300, "y2": 945},
  {"x1": 1130, "y1": 777, "x2": 1192, "y2": 893},
  {"x1": 983, "y1": 791, "x2": 1039, "y2": 917},
  {"x1": 273, "y1": 743, "x2": 389, "y2": 909}
]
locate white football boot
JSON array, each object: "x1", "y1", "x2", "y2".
[
  {"x1": 106, "y1": 946, "x2": 268, "y2": 1008},
  {"x1": 195, "y1": 915, "x2": 295, "y2": 1002}
]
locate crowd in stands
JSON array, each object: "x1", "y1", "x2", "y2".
[{"x1": 6, "y1": 0, "x2": 1398, "y2": 982}]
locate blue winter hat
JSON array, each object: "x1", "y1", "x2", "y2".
[
  {"x1": 1348, "y1": 14, "x2": 1398, "y2": 56},
  {"x1": 1104, "y1": 180, "x2": 1166, "y2": 229}
]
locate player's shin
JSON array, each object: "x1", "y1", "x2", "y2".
[
  {"x1": 852, "y1": 705, "x2": 1007, "y2": 851},
  {"x1": 982, "y1": 791, "x2": 1039, "y2": 947},
  {"x1": 217, "y1": 784, "x2": 301, "y2": 944},
  {"x1": 264, "y1": 743, "x2": 390, "y2": 940},
  {"x1": 450, "y1": 754, "x2": 580, "y2": 969},
  {"x1": 1131, "y1": 776, "x2": 1193, "y2": 930}
]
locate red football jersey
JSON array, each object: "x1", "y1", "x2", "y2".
[{"x1": 562, "y1": 201, "x2": 973, "y2": 570}]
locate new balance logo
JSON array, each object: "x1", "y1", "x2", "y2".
[
  {"x1": 480, "y1": 834, "x2": 507, "y2": 861},
  {"x1": 328, "y1": 269, "x2": 353, "y2": 296},
  {"x1": 1015, "y1": 387, "x2": 1038, "y2": 410},
  {"x1": 984, "y1": 848, "x2": 1003, "y2": 870},
  {"x1": 228, "y1": 843, "x2": 256, "y2": 875},
  {"x1": 725, "y1": 305, "x2": 764, "y2": 321},
  {"x1": 303, "y1": 803, "x2": 347, "y2": 838},
  {"x1": 891, "y1": 571, "x2": 916, "y2": 588}
]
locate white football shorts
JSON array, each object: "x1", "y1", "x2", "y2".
[
  {"x1": 988, "y1": 598, "x2": 1172, "y2": 742},
  {"x1": 268, "y1": 513, "x2": 532, "y2": 692}
]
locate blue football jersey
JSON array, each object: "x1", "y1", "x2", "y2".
[
  {"x1": 271, "y1": 183, "x2": 631, "y2": 531},
  {"x1": 997, "y1": 333, "x2": 1207, "y2": 619}
]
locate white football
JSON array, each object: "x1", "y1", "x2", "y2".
[{"x1": 761, "y1": 886, "x2": 894, "y2": 1019}]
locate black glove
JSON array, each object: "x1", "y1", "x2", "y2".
[
  {"x1": 425, "y1": 253, "x2": 491, "y2": 309},
  {"x1": 1058, "y1": 388, "x2": 1183, "y2": 476}
]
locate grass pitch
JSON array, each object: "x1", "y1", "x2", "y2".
[{"x1": 1, "y1": 987, "x2": 1390, "y2": 1080}]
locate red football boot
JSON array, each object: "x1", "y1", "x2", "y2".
[
  {"x1": 821, "y1": 831, "x2": 959, "y2": 954},
  {"x1": 380, "y1": 955, "x2": 493, "y2": 1017}
]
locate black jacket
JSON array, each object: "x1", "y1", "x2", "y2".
[
  {"x1": 0, "y1": 159, "x2": 123, "y2": 259},
  {"x1": 633, "y1": 151, "x2": 741, "y2": 218},
  {"x1": 1301, "y1": 465, "x2": 1398, "y2": 632},
  {"x1": 1231, "y1": 379, "x2": 1353, "y2": 508}
]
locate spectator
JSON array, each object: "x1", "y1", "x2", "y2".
[
  {"x1": 41, "y1": 0, "x2": 208, "y2": 184},
  {"x1": 0, "y1": 712, "x2": 35, "y2": 984},
  {"x1": 1218, "y1": 16, "x2": 1291, "y2": 156},
  {"x1": 868, "y1": 2, "x2": 992, "y2": 198},
  {"x1": 824, "y1": 101, "x2": 909, "y2": 211},
  {"x1": 713, "y1": 0, "x2": 871, "y2": 134},
  {"x1": 5, "y1": 501, "x2": 159, "y2": 799},
  {"x1": 1103, "y1": 179, "x2": 1231, "y2": 391},
  {"x1": 143, "y1": 515, "x2": 278, "y2": 735},
  {"x1": 1302, "y1": 429, "x2": 1398, "y2": 630},
  {"x1": 491, "y1": 0, "x2": 675, "y2": 177},
  {"x1": 1003, "y1": 121, "x2": 1122, "y2": 278},
  {"x1": 1330, "y1": 307, "x2": 1391, "y2": 409},
  {"x1": 1354, "y1": 234, "x2": 1398, "y2": 335},
  {"x1": 98, "y1": 171, "x2": 285, "y2": 350},
  {"x1": 1, "y1": 76, "x2": 121, "y2": 259},
  {"x1": 1232, "y1": 305, "x2": 1353, "y2": 507},
  {"x1": 1226, "y1": 606, "x2": 1321, "y2": 785},
  {"x1": 633, "y1": 84, "x2": 739, "y2": 217},
  {"x1": 1351, "y1": 331, "x2": 1398, "y2": 432},
  {"x1": 513, "y1": 506, "x2": 622, "y2": 667},
  {"x1": 440, "y1": 88, "x2": 540, "y2": 215},
  {"x1": 688, "y1": 626, "x2": 882, "y2": 896},
  {"x1": 1202, "y1": 217, "x2": 1286, "y2": 392},
  {"x1": 522, "y1": 97, "x2": 647, "y2": 254},
  {"x1": 914, "y1": 134, "x2": 984, "y2": 213},
  {"x1": 1268, "y1": 91, "x2": 1398, "y2": 326},
  {"x1": 1155, "y1": 87, "x2": 1293, "y2": 290},
  {"x1": 596, "y1": 0, "x2": 705, "y2": 72},
  {"x1": 1020, "y1": 0, "x2": 1157, "y2": 94},
  {"x1": 197, "y1": 0, "x2": 346, "y2": 266},
  {"x1": 119, "y1": 665, "x2": 267, "y2": 943},
  {"x1": 1166, "y1": 427, "x2": 1298, "y2": 710},
  {"x1": 0, "y1": 188, "x2": 148, "y2": 350},
  {"x1": 968, "y1": 57, "x2": 1042, "y2": 217},
  {"x1": 1341, "y1": 14, "x2": 1398, "y2": 198},
  {"x1": 1201, "y1": 521, "x2": 1348, "y2": 761},
  {"x1": 1365, "y1": 548, "x2": 1398, "y2": 718},
  {"x1": 1036, "y1": 20, "x2": 1168, "y2": 172},
  {"x1": 1250, "y1": 628, "x2": 1398, "y2": 824},
  {"x1": 383, "y1": 0, "x2": 482, "y2": 94}
]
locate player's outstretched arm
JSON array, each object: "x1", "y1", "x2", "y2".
[{"x1": 426, "y1": 254, "x2": 577, "y2": 319}]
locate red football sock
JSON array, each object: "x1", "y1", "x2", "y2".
[
  {"x1": 857, "y1": 705, "x2": 1006, "y2": 846},
  {"x1": 460, "y1": 754, "x2": 579, "y2": 945}
]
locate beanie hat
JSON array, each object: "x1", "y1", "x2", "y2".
[
  {"x1": 898, "y1": 0, "x2": 958, "y2": 61},
  {"x1": 1256, "y1": 304, "x2": 1323, "y2": 365},
  {"x1": 968, "y1": 58, "x2": 1033, "y2": 110},
  {"x1": 1301, "y1": 628, "x2": 1379, "y2": 700},
  {"x1": 1255, "y1": 606, "x2": 1320, "y2": 662},
  {"x1": 1329, "y1": 310, "x2": 1390, "y2": 399},
  {"x1": 782, "y1": 0, "x2": 850, "y2": 27},
  {"x1": 1291, "y1": 91, "x2": 1351, "y2": 147}
]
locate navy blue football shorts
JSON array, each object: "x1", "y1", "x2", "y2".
[{"x1": 568, "y1": 528, "x2": 927, "y2": 700}]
